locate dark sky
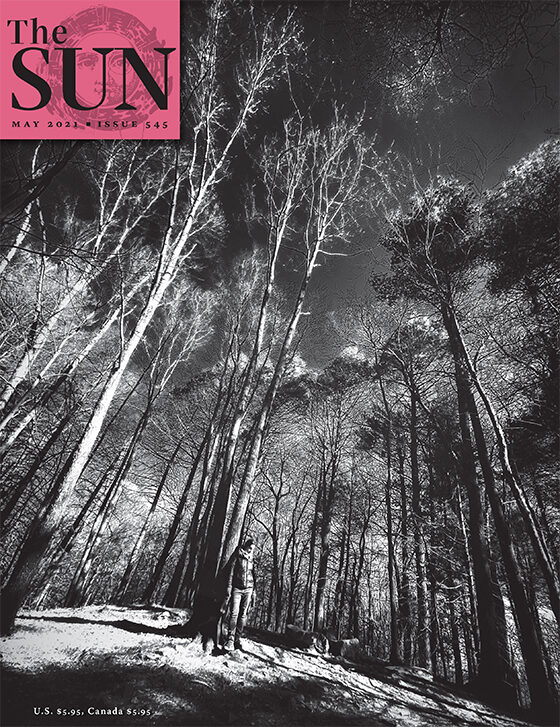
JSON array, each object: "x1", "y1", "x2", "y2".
[{"x1": 279, "y1": 1, "x2": 559, "y2": 366}]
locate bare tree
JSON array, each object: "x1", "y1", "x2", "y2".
[
  {"x1": 0, "y1": 1, "x2": 299, "y2": 635},
  {"x1": 184, "y1": 110, "x2": 373, "y2": 639}
]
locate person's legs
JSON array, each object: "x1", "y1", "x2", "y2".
[
  {"x1": 225, "y1": 590, "x2": 242, "y2": 650},
  {"x1": 234, "y1": 587, "x2": 253, "y2": 647}
]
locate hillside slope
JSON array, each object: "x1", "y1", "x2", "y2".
[{"x1": 1, "y1": 606, "x2": 537, "y2": 727}]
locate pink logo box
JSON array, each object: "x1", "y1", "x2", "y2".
[{"x1": 0, "y1": 0, "x2": 180, "y2": 139}]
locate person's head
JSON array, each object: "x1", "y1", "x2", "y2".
[{"x1": 241, "y1": 537, "x2": 254, "y2": 552}]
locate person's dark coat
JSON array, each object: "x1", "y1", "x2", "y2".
[{"x1": 231, "y1": 546, "x2": 254, "y2": 589}]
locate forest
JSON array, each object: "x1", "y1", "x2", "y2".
[{"x1": 1, "y1": 1, "x2": 558, "y2": 725}]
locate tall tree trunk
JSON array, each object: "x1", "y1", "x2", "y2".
[
  {"x1": 270, "y1": 486, "x2": 282, "y2": 631},
  {"x1": 442, "y1": 303, "x2": 516, "y2": 710},
  {"x1": 446, "y1": 304, "x2": 558, "y2": 721},
  {"x1": 163, "y1": 420, "x2": 230, "y2": 610},
  {"x1": 462, "y1": 608, "x2": 476, "y2": 685},
  {"x1": 451, "y1": 307, "x2": 560, "y2": 628},
  {"x1": 468, "y1": 386, "x2": 557, "y2": 719},
  {"x1": 427, "y1": 461, "x2": 440, "y2": 675},
  {"x1": 303, "y1": 478, "x2": 320, "y2": 631},
  {"x1": 171, "y1": 433, "x2": 220, "y2": 608},
  {"x1": 378, "y1": 373, "x2": 401, "y2": 664},
  {"x1": 455, "y1": 482, "x2": 480, "y2": 659},
  {"x1": 409, "y1": 383, "x2": 430, "y2": 669},
  {"x1": 334, "y1": 490, "x2": 352, "y2": 639},
  {"x1": 448, "y1": 592, "x2": 464, "y2": 685},
  {"x1": 314, "y1": 459, "x2": 336, "y2": 633},
  {"x1": 169, "y1": 348, "x2": 240, "y2": 609},
  {"x1": 286, "y1": 529, "x2": 297, "y2": 626},
  {"x1": 397, "y1": 446, "x2": 412, "y2": 664},
  {"x1": 351, "y1": 522, "x2": 368, "y2": 640}
]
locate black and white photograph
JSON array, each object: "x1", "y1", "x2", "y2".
[{"x1": 1, "y1": 1, "x2": 558, "y2": 726}]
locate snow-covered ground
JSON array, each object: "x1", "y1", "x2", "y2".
[{"x1": 1, "y1": 606, "x2": 537, "y2": 726}]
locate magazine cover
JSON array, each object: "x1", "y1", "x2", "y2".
[{"x1": 0, "y1": 1, "x2": 558, "y2": 725}]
